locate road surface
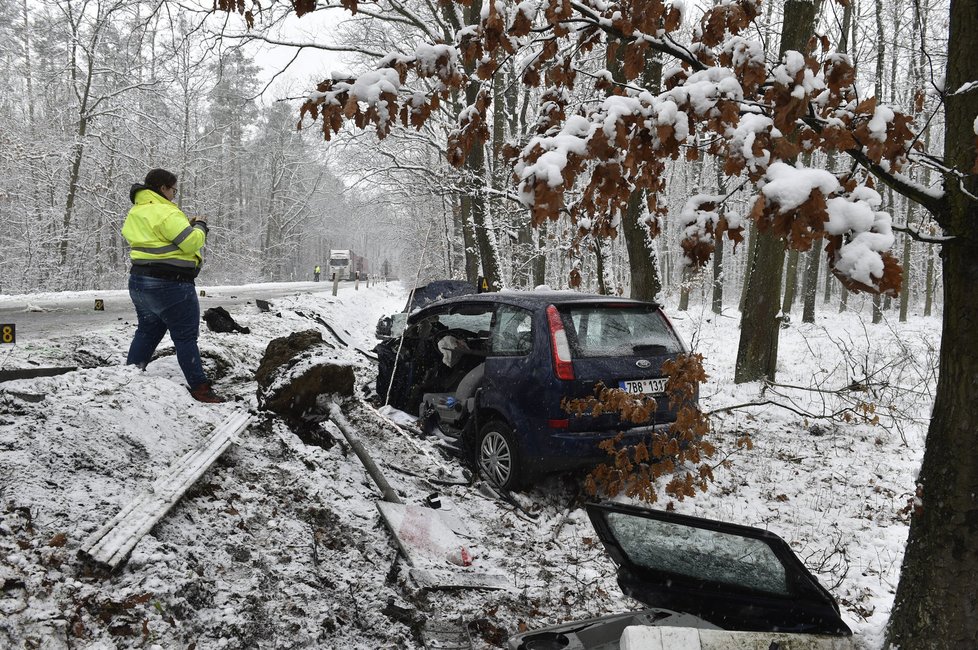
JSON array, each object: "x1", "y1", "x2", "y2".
[{"x1": 0, "y1": 280, "x2": 363, "y2": 343}]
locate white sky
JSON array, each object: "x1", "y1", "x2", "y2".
[{"x1": 246, "y1": 9, "x2": 349, "y2": 103}]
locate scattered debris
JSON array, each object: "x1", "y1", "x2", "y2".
[
  {"x1": 294, "y1": 309, "x2": 348, "y2": 347},
  {"x1": 0, "y1": 367, "x2": 78, "y2": 383},
  {"x1": 78, "y1": 411, "x2": 253, "y2": 569},
  {"x1": 203, "y1": 306, "x2": 251, "y2": 334},
  {"x1": 421, "y1": 618, "x2": 472, "y2": 650},
  {"x1": 330, "y1": 403, "x2": 509, "y2": 592}
]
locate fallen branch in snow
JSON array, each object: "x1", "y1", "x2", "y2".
[
  {"x1": 359, "y1": 400, "x2": 449, "y2": 474},
  {"x1": 801, "y1": 530, "x2": 851, "y2": 592},
  {"x1": 384, "y1": 462, "x2": 470, "y2": 487},
  {"x1": 706, "y1": 397, "x2": 870, "y2": 422},
  {"x1": 547, "y1": 488, "x2": 582, "y2": 546}
]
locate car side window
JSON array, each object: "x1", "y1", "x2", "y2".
[{"x1": 491, "y1": 305, "x2": 534, "y2": 356}]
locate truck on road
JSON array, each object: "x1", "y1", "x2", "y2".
[{"x1": 328, "y1": 250, "x2": 368, "y2": 281}]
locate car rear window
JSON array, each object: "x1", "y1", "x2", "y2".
[{"x1": 560, "y1": 305, "x2": 683, "y2": 358}]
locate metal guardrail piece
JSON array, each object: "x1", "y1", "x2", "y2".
[
  {"x1": 0, "y1": 367, "x2": 78, "y2": 382},
  {"x1": 78, "y1": 411, "x2": 252, "y2": 569}
]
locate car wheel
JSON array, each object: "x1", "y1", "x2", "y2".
[{"x1": 477, "y1": 421, "x2": 523, "y2": 491}]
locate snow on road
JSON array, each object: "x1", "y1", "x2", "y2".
[{"x1": 0, "y1": 281, "x2": 934, "y2": 648}]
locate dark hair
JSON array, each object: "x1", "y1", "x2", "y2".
[{"x1": 144, "y1": 168, "x2": 177, "y2": 193}]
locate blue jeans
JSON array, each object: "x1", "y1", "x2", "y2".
[{"x1": 127, "y1": 274, "x2": 207, "y2": 388}]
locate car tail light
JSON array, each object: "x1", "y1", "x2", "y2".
[
  {"x1": 546, "y1": 305, "x2": 575, "y2": 380},
  {"x1": 548, "y1": 419, "x2": 569, "y2": 429}
]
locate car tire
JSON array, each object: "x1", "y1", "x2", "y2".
[{"x1": 477, "y1": 421, "x2": 524, "y2": 491}]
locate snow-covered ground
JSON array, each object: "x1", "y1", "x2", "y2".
[{"x1": 0, "y1": 281, "x2": 935, "y2": 648}]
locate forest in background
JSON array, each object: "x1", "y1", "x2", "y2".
[
  {"x1": 0, "y1": 0, "x2": 947, "y2": 327},
  {"x1": 2, "y1": 0, "x2": 976, "y2": 647},
  {"x1": 0, "y1": 0, "x2": 401, "y2": 293},
  {"x1": 196, "y1": 1, "x2": 978, "y2": 646}
]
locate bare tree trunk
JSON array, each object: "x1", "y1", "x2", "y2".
[
  {"x1": 801, "y1": 248, "x2": 820, "y2": 322},
  {"x1": 872, "y1": 293, "x2": 883, "y2": 323},
  {"x1": 616, "y1": 52, "x2": 664, "y2": 302},
  {"x1": 867, "y1": 0, "x2": 887, "y2": 326},
  {"x1": 61, "y1": 14, "x2": 96, "y2": 271},
  {"x1": 781, "y1": 249, "x2": 800, "y2": 316},
  {"x1": 739, "y1": 222, "x2": 757, "y2": 313},
  {"x1": 459, "y1": 195, "x2": 480, "y2": 282},
  {"x1": 899, "y1": 201, "x2": 913, "y2": 322},
  {"x1": 822, "y1": 253, "x2": 834, "y2": 304},
  {"x1": 924, "y1": 242, "x2": 935, "y2": 316},
  {"x1": 593, "y1": 238, "x2": 609, "y2": 295},
  {"x1": 712, "y1": 235, "x2": 725, "y2": 314},
  {"x1": 887, "y1": 3, "x2": 978, "y2": 643},
  {"x1": 678, "y1": 267, "x2": 692, "y2": 312},
  {"x1": 505, "y1": 60, "x2": 535, "y2": 289},
  {"x1": 441, "y1": 194, "x2": 456, "y2": 278},
  {"x1": 532, "y1": 222, "x2": 547, "y2": 287},
  {"x1": 459, "y1": 0, "x2": 502, "y2": 290},
  {"x1": 735, "y1": 0, "x2": 816, "y2": 383}
]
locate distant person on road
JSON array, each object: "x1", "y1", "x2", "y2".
[
  {"x1": 314, "y1": 265, "x2": 321, "y2": 282},
  {"x1": 121, "y1": 168, "x2": 224, "y2": 403}
]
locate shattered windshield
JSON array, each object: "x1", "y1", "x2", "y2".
[{"x1": 605, "y1": 512, "x2": 790, "y2": 596}]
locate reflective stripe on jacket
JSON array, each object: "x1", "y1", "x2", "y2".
[{"x1": 121, "y1": 188, "x2": 206, "y2": 271}]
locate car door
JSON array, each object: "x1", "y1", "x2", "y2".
[
  {"x1": 585, "y1": 502, "x2": 852, "y2": 636},
  {"x1": 480, "y1": 304, "x2": 540, "y2": 434}
]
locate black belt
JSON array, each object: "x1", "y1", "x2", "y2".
[{"x1": 130, "y1": 266, "x2": 195, "y2": 282}]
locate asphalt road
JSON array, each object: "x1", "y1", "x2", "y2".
[{"x1": 0, "y1": 280, "x2": 358, "y2": 343}]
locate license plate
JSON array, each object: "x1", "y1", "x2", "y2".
[{"x1": 619, "y1": 377, "x2": 667, "y2": 395}]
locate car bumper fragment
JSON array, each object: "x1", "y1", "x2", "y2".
[{"x1": 621, "y1": 625, "x2": 855, "y2": 650}]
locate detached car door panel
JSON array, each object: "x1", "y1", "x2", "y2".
[
  {"x1": 508, "y1": 504, "x2": 853, "y2": 650},
  {"x1": 585, "y1": 503, "x2": 852, "y2": 636}
]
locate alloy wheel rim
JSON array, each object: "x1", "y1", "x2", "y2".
[{"x1": 480, "y1": 430, "x2": 512, "y2": 486}]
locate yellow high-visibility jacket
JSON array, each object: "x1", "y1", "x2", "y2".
[{"x1": 121, "y1": 186, "x2": 207, "y2": 277}]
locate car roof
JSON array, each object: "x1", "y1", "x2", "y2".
[
  {"x1": 404, "y1": 280, "x2": 477, "y2": 311},
  {"x1": 413, "y1": 289, "x2": 660, "y2": 312}
]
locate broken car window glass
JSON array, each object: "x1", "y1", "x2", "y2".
[{"x1": 605, "y1": 512, "x2": 790, "y2": 596}]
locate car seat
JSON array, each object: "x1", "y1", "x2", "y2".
[{"x1": 420, "y1": 362, "x2": 485, "y2": 431}]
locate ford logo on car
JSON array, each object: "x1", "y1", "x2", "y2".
[{"x1": 636, "y1": 359, "x2": 651, "y2": 368}]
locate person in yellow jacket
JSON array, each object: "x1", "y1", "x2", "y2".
[{"x1": 121, "y1": 168, "x2": 223, "y2": 403}]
